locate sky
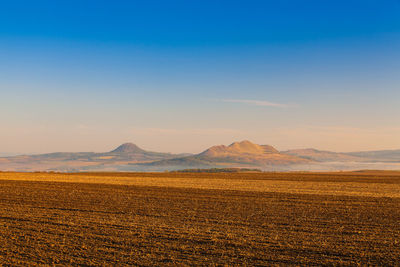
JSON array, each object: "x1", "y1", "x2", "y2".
[{"x1": 1, "y1": 0, "x2": 400, "y2": 154}]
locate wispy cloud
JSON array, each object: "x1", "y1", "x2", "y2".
[{"x1": 220, "y1": 99, "x2": 291, "y2": 108}]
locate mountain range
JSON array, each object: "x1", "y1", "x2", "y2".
[
  {"x1": 1, "y1": 140, "x2": 400, "y2": 172},
  {"x1": 0, "y1": 143, "x2": 188, "y2": 172},
  {"x1": 143, "y1": 141, "x2": 311, "y2": 169}
]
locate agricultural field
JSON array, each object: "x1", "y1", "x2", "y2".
[{"x1": 0, "y1": 171, "x2": 399, "y2": 265}]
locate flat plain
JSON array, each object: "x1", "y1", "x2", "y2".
[{"x1": 0, "y1": 171, "x2": 399, "y2": 265}]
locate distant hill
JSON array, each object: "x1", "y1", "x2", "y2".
[
  {"x1": 1, "y1": 141, "x2": 399, "y2": 172},
  {"x1": 0, "y1": 143, "x2": 188, "y2": 172},
  {"x1": 145, "y1": 140, "x2": 312, "y2": 169},
  {"x1": 111, "y1": 143, "x2": 145, "y2": 153},
  {"x1": 346, "y1": 149, "x2": 400, "y2": 162},
  {"x1": 199, "y1": 140, "x2": 279, "y2": 157},
  {"x1": 283, "y1": 148, "x2": 364, "y2": 162},
  {"x1": 283, "y1": 148, "x2": 400, "y2": 163},
  {"x1": 105, "y1": 143, "x2": 187, "y2": 162}
]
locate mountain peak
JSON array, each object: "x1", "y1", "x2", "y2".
[
  {"x1": 229, "y1": 140, "x2": 254, "y2": 147},
  {"x1": 228, "y1": 140, "x2": 264, "y2": 153},
  {"x1": 111, "y1": 143, "x2": 145, "y2": 153},
  {"x1": 229, "y1": 140, "x2": 279, "y2": 154},
  {"x1": 200, "y1": 140, "x2": 279, "y2": 157}
]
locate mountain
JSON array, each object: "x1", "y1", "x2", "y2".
[
  {"x1": 1, "y1": 141, "x2": 399, "y2": 172},
  {"x1": 0, "y1": 143, "x2": 188, "y2": 172},
  {"x1": 199, "y1": 140, "x2": 279, "y2": 157},
  {"x1": 105, "y1": 143, "x2": 187, "y2": 162},
  {"x1": 346, "y1": 149, "x2": 400, "y2": 162},
  {"x1": 111, "y1": 143, "x2": 145, "y2": 153},
  {"x1": 283, "y1": 148, "x2": 364, "y2": 162},
  {"x1": 145, "y1": 140, "x2": 312, "y2": 169},
  {"x1": 283, "y1": 148, "x2": 400, "y2": 163}
]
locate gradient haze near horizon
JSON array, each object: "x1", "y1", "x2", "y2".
[{"x1": 1, "y1": 0, "x2": 400, "y2": 155}]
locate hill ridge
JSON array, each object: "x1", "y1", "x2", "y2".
[{"x1": 147, "y1": 140, "x2": 311, "y2": 169}]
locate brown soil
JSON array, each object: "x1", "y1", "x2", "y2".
[{"x1": 0, "y1": 172, "x2": 399, "y2": 265}]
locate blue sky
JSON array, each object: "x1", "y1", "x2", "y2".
[{"x1": 1, "y1": 0, "x2": 400, "y2": 154}]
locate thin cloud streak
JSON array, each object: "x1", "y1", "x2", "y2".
[{"x1": 221, "y1": 99, "x2": 291, "y2": 108}]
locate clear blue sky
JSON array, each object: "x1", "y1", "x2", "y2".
[{"x1": 1, "y1": 0, "x2": 399, "y2": 154}]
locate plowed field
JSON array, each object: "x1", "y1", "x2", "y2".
[{"x1": 0, "y1": 172, "x2": 399, "y2": 265}]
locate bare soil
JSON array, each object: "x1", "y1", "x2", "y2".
[{"x1": 0, "y1": 172, "x2": 399, "y2": 265}]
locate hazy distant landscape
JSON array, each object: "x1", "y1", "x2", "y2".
[{"x1": 1, "y1": 140, "x2": 399, "y2": 172}]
